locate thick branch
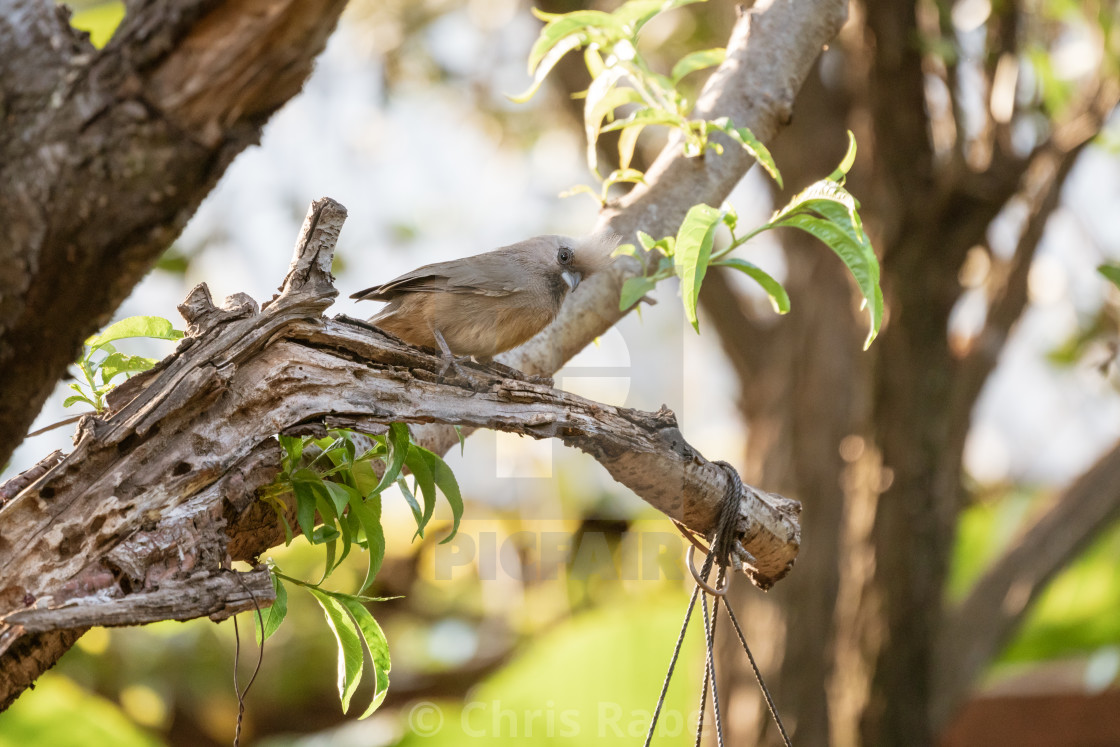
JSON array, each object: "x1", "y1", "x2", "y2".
[
  {"x1": 932, "y1": 440, "x2": 1120, "y2": 727},
  {"x1": 0, "y1": 0, "x2": 347, "y2": 467}
]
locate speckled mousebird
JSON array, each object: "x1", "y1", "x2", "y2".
[{"x1": 350, "y1": 234, "x2": 616, "y2": 375}]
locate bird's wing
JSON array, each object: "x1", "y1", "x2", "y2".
[{"x1": 351, "y1": 251, "x2": 530, "y2": 301}]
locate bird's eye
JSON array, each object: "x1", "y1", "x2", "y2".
[{"x1": 557, "y1": 247, "x2": 574, "y2": 265}]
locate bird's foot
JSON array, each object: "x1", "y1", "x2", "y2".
[{"x1": 438, "y1": 353, "x2": 473, "y2": 380}]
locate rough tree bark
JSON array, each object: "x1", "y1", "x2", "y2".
[{"x1": 0, "y1": 0, "x2": 348, "y2": 467}]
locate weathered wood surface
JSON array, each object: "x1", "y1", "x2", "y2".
[{"x1": 0, "y1": 198, "x2": 800, "y2": 707}]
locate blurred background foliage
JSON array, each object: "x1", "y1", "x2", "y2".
[{"x1": 4, "y1": 0, "x2": 1120, "y2": 743}]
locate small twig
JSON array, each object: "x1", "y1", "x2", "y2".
[
  {"x1": 24, "y1": 414, "x2": 89, "y2": 439},
  {"x1": 231, "y1": 570, "x2": 266, "y2": 747}
]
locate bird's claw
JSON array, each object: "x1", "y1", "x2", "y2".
[{"x1": 438, "y1": 353, "x2": 472, "y2": 381}]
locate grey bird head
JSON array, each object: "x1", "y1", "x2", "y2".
[{"x1": 548, "y1": 233, "x2": 617, "y2": 295}]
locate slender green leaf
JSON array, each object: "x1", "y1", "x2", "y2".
[
  {"x1": 336, "y1": 597, "x2": 392, "y2": 719},
  {"x1": 511, "y1": 33, "x2": 583, "y2": 103},
  {"x1": 600, "y1": 108, "x2": 685, "y2": 133},
  {"x1": 674, "y1": 203, "x2": 722, "y2": 331},
  {"x1": 279, "y1": 435, "x2": 305, "y2": 472},
  {"x1": 313, "y1": 493, "x2": 340, "y2": 574},
  {"x1": 404, "y1": 446, "x2": 437, "y2": 539},
  {"x1": 320, "y1": 481, "x2": 349, "y2": 517},
  {"x1": 613, "y1": 0, "x2": 705, "y2": 34},
  {"x1": 617, "y1": 122, "x2": 645, "y2": 170},
  {"x1": 308, "y1": 588, "x2": 365, "y2": 713},
  {"x1": 828, "y1": 130, "x2": 858, "y2": 182},
  {"x1": 86, "y1": 315, "x2": 184, "y2": 349},
  {"x1": 706, "y1": 117, "x2": 782, "y2": 187},
  {"x1": 63, "y1": 394, "x2": 94, "y2": 409},
  {"x1": 776, "y1": 212, "x2": 882, "y2": 347},
  {"x1": 671, "y1": 48, "x2": 725, "y2": 83},
  {"x1": 321, "y1": 481, "x2": 355, "y2": 566},
  {"x1": 374, "y1": 423, "x2": 410, "y2": 495},
  {"x1": 347, "y1": 490, "x2": 385, "y2": 592},
  {"x1": 454, "y1": 425, "x2": 466, "y2": 457},
  {"x1": 99, "y1": 352, "x2": 160, "y2": 382},
  {"x1": 292, "y1": 479, "x2": 317, "y2": 542},
  {"x1": 526, "y1": 11, "x2": 617, "y2": 72},
  {"x1": 431, "y1": 455, "x2": 463, "y2": 543},
  {"x1": 602, "y1": 168, "x2": 645, "y2": 196},
  {"x1": 584, "y1": 46, "x2": 605, "y2": 78},
  {"x1": 396, "y1": 477, "x2": 424, "y2": 531},
  {"x1": 255, "y1": 572, "x2": 288, "y2": 644},
  {"x1": 1099, "y1": 264, "x2": 1120, "y2": 290},
  {"x1": 713, "y1": 259, "x2": 791, "y2": 314},
  {"x1": 620, "y1": 276, "x2": 658, "y2": 310},
  {"x1": 584, "y1": 71, "x2": 642, "y2": 171}
]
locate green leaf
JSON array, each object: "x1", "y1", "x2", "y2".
[
  {"x1": 321, "y1": 481, "x2": 356, "y2": 566},
  {"x1": 374, "y1": 423, "x2": 411, "y2": 495},
  {"x1": 584, "y1": 72, "x2": 644, "y2": 172},
  {"x1": 600, "y1": 108, "x2": 686, "y2": 134},
  {"x1": 336, "y1": 597, "x2": 392, "y2": 719},
  {"x1": 308, "y1": 588, "x2": 365, "y2": 713},
  {"x1": 602, "y1": 168, "x2": 645, "y2": 197},
  {"x1": 706, "y1": 117, "x2": 783, "y2": 187},
  {"x1": 396, "y1": 477, "x2": 424, "y2": 531},
  {"x1": 292, "y1": 478, "x2": 317, "y2": 542},
  {"x1": 612, "y1": 0, "x2": 706, "y2": 34},
  {"x1": 98, "y1": 352, "x2": 159, "y2": 383},
  {"x1": 527, "y1": 11, "x2": 619, "y2": 71},
  {"x1": 620, "y1": 276, "x2": 658, "y2": 310},
  {"x1": 617, "y1": 122, "x2": 645, "y2": 171},
  {"x1": 431, "y1": 454, "x2": 464, "y2": 543},
  {"x1": 713, "y1": 259, "x2": 791, "y2": 314},
  {"x1": 828, "y1": 130, "x2": 858, "y2": 182},
  {"x1": 255, "y1": 572, "x2": 288, "y2": 644},
  {"x1": 510, "y1": 32, "x2": 583, "y2": 103},
  {"x1": 559, "y1": 184, "x2": 603, "y2": 204},
  {"x1": 454, "y1": 425, "x2": 466, "y2": 457},
  {"x1": 1099, "y1": 264, "x2": 1120, "y2": 290},
  {"x1": 768, "y1": 178, "x2": 881, "y2": 346},
  {"x1": 776, "y1": 211, "x2": 882, "y2": 347},
  {"x1": 63, "y1": 394, "x2": 94, "y2": 409},
  {"x1": 674, "y1": 203, "x2": 722, "y2": 332},
  {"x1": 86, "y1": 315, "x2": 184, "y2": 349},
  {"x1": 671, "y1": 48, "x2": 725, "y2": 84},
  {"x1": 636, "y1": 231, "x2": 657, "y2": 251},
  {"x1": 279, "y1": 435, "x2": 305, "y2": 472},
  {"x1": 404, "y1": 445, "x2": 437, "y2": 539},
  {"x1": 347, "y1": 490, "x2": 385, "y2": 593}
]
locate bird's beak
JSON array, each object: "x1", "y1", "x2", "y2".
[{"x1": 562, "y1": 270, "x2": 582, "y2": 291}]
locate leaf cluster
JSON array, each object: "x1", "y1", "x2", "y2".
[
  {"x1": 617, "y1": 133, "x2": 883, "y2": 347},
  {"x1": 515, "y1": 0, "x2": 780, "y2": 205},
  {"x1": 257, "y1": 423, "x2": 465, "y2": 718},
  {"x1": 64, "y1": 316, "x2": 184, "y2": 411},
  {"x1": 516, "y1": 1, "x2": 883, "y2": 347}
]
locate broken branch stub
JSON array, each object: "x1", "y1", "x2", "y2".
[{"x1": 0, "y1": 197, "x2": 799, "y2": 705}]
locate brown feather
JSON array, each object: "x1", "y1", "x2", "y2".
[{"x1": 352, "y1": 233, "x2": 616, "y2": 359}]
